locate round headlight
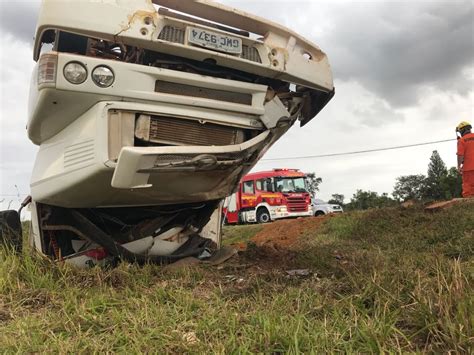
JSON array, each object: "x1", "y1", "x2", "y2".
[
  {"x1": 92, "y1": 66, "x2": 114, "y2": 88},
  {"x1": 63, "y1": 62, "x2": 87, "y2": 84}
]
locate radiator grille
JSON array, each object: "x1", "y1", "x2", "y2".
[
  {"x1": 139, "y1": 116, "x2": 245, "y2": 146},
  {"x1": 286, "y1": 197, "x2": 308, "y2": 212},
  {"x1": 157, "y1": 26, "x2": 262, "y2": 63},
  {"x1": 158, "y1": 25, "x2": 185, "y2": 44},
  {"x1": 155, "y1": 81, "x2": 252, "y2": 105},
  {"x1": 241, "y1": 45, "x2": 262, "y2": 63}
]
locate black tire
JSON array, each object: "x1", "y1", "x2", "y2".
[
  {"x1": 0, "y1": 210, "x2": 22, "y2": 253},
  {"x1": 314, "y1": 210, "x2": 325, "y2": 217},
  {"x1": 257, "y1": 208, "x2": 271, "y2": 223}
]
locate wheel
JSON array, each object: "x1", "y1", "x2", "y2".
[
  {"x1": 257, "y1": 208, "x2": 271, "y2": 223},
  {"x1": 314, "y1": 210, "x2": 325, "y2": 217},
  {"x1": 0, "y1": 210, "x2": 22, "y2": 253}
]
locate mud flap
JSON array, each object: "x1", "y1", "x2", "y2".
[{"x1": 0, "y1": 210, "x2": 23, "y2": 253}]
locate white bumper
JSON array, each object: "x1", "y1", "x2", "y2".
[
  {"x1": 271, "y1": 207, "x2": 313, "y2": 220},
  {"x1": 112, "y1": 130, "x2": 269, "y2": 189}
]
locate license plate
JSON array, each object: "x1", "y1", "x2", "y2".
[{"x1": 188, "y1": 27, "x2": 242, "y2": 54}]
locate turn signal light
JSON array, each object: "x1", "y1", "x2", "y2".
[{"x1": 37, "y1": 53, "x2": 57, "y2": 85}]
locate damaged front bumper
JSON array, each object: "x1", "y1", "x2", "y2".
[{"x1": 111, "y1": 130, "x2": 270, "y2": 189}]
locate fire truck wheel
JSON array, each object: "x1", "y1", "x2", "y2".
[
  {"x1": 314, "y1": 211, "x2": 325, "y2": 217},
  {"x1": 257, "y1": 208, "x2": 271, "y2": 223}
]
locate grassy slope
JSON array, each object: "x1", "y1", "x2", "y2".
[
  {"x1": 221, "y1": 224, "x2": 262, "y2": 245},
  {"x1": 0, "y1": 204, "x2": 473, "y2": 353}
]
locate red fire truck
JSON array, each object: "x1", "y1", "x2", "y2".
[{"x1": 223, "y1": 169, "x2": 313, "y2": 224}]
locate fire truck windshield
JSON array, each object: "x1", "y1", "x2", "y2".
[{"x1": 274, "y1": 177, "x2": 307, "y2": 193}]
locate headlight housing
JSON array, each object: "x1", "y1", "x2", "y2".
[
  {"x1": 92, "y1": 66, "x2": 114, "y2": 88},
  {"x1": 63, "y1": 62, "x2": 87, "y2": 84}
]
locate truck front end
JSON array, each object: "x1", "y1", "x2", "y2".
[
  {"x1": 272, "y1": 171, "x2": 313, "y2": 220},
  {"x1": 26, "y1": 0, "x2": 334, "y2": 266}
]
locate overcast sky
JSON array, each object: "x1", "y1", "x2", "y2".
[{"x1": 0, "y1": 0, "x2": 473, "y2": 210}]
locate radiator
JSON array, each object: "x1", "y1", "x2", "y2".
[{"x1": 135, "y1": 115, "x2": 246, "y2": 146}]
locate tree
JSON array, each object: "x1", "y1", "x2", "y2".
[
  {"x1": 379, "y1": 192, "x2": 396, "y2": 207},
  {"x1": 345, "y1": 189, "x2": 396, "y2": 210},
  {"x1": 391, "y1": 151, "x2": 461, "y2": 202},
  {"x1": 305, "y1": 173, "x2": 322, "y2": 197},
  {"x1": 422, "y1": 150, "x2": 448, "y2": 200},
  {"x1": 328, "y1": 193, "x2": 344, "y2": 205},
  {"x1": 392, "y1": 174, "x2": 426, "y2": 201},
  {"x1": 440, "y1": 167, "x2": 462, "y2": 199}
]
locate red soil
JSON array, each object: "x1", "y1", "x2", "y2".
[{"x1": 250, "y1": 216, "x2": 327, "y2": 250}]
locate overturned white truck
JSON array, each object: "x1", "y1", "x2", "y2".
[{"x1": 2, "y1": 0, "x2": 334, "y2": 267}]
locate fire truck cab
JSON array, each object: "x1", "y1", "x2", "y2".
[{"x1": 223, "y1": 169, "x2": 312, "y2": 224}]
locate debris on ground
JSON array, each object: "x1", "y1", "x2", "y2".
[
  {"x1": 162, "y1": 256, "x2": 201, "y2": 272},
  {"x1": 162, "y1": 246, "x2": 239, "y2": 271},
  {"x1": 333, "y1": 250, "x2": 345, "y2": 260},
  {"x1": 224, "y1": 275, "x2": 245, "y2": 283},
  {"x1": 182, "y1": 331, "x2": 199, "y2": 345},
  {"x1": 204, "y1": 246, "x2": 238, "y2": 266},
  {"x1": 285, "y1": 269, "x2": 311, "y2": 277}
]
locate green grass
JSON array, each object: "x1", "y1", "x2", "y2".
[
  {"x1": 222, "y1": 224, "x2": 263, "y2": 245},
  {"x1": 1, "y1": 204, "x2": 473, "y2": 353}
]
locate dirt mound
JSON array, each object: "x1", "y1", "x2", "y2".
[
  {"x1": 222, "y1": 217, "x2": 330, "y2": 273},
  {"x1": 424, "y1": 197, "x2": 474, "y2": 211},
  {"x1": 251, "y1": 216, "x2": 327, "y2": 250}
]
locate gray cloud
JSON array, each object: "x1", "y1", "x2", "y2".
[
  {"x1": 0, "y1": 1, "x2": 40, "y2": 44},
  {"x1": 327, "y1": 1, "x2": 474, "y2": 106},
  {"x1": 222, "y1": 0, "x2": 473, "y2": 109}
]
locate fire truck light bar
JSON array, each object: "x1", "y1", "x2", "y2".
[{"x1": 272, "y1": 168, "x2": 300, "y2": 172}]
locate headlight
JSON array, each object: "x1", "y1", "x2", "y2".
[
  {"x1": 63, "y1": 62, "x2": 87, "y2": 84},
  {"x1": 92, "y1": 66, "x2": 114, "y2": 87}
]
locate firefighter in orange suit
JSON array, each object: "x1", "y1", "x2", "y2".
[{"x1": 456, "y1": 121, "x2": 474, "y2": 198}]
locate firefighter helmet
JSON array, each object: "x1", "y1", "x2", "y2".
[{"x1": 456, "y1": 121, "x2": 472, "y2": 132}]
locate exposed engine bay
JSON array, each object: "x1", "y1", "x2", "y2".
[{"x1": 35, "y1": 200, "x2": 220, "y2": 267}]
